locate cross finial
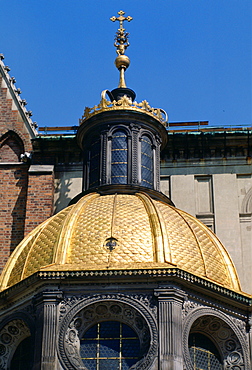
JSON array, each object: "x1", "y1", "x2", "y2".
[
  {"x1": 110, "y1": 10, "x2": 133, "y2": 32},
  {"x1": 110, "y1": 11, "x2": 133, "y2": 88},
  {"x1": 110, "y1": 11, "x2": 133, "y2": 56}
]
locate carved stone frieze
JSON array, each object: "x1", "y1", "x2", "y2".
[{"x1": 59, "y1": 293, "x2": 157, "y2": 322}]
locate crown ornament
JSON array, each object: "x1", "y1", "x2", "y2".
[
  {"x1": 80, "y1": 11, "x2": 168, "y2": 126},
  {"x1": 80, "y1": 90, "x2": 168, "y2": 126}
]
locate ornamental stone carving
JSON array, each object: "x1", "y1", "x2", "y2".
[
  {"x1": 58, "y1": 293, "x2": 158, "y2": 370},
  {"x1": 182, "y1": 299, "x2": 201, "y2": 318},
  {"x1": 59, "y1": 293, "x2": 157, "y2": 322},
  {"x1": 183, "y1": 307, "x2": 250, "y2": 369},
  {"x1": 0, "y1": 319, "x2": 30, "y2": 369}
]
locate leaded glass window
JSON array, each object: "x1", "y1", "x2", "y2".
[
  {"x1": 189, "y1": 333, "x2": 222, "y2": 370},
  {"x1": 111, "y1": 130, "x2": 128, "y2": 184},
  {"x1": 141, "y1": 135, "x2": 153, "y2": 188},
  {"x1": 80, "y1": 321, "x2": 140, "y2": 370},
  {"x1": 89, "y1": 136, "x2": 100, "y2": 188}
]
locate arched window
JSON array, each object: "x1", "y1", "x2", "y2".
[
  {"x1": 10, "y1": 336, "x2": 33, "y2": 370},
  {"x1": 111, "y1": 130, "x2": 128, "y2": 184},
  {"x1": 89, "y1": 135, "x2": 100, "y2": 188},
  {"x1": 80, "y1": 321, "x2": 140, "y2": 370},
  {"x1": 141, "y1": 135, "x2": 153, "y2": 188},
  {"x1": 189, "y1": 333, "x2": 222, "y2": 370}
]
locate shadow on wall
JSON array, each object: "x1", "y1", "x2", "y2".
[
  {"x1": 241, "y1": 186, "x2": 252, "y2": 213},
  {"x1": 54, "y1": 176, "x2": 74, "y2": 213},
  {"x1": 11, "y1": 169, "x2": 28, "y2": 253}
]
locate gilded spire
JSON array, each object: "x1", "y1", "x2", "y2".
[{"x1": 110, "y1": 10, "x2": 133, "y2": 88}]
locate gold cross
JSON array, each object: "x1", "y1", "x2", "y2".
[{"x1": 110, "y1": 10, "x2": 133, "y2": 31}]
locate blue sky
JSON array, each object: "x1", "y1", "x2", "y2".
[{"x1": 0, "y1": 0, "x2": 251, "y2": 128}]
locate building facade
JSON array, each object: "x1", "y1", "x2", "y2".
[{"x1": 0, "y1": 13, "x2": 251, "y2": 370}]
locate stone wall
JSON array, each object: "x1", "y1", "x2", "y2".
[{"x1": 160, "y1": 172, "x2": 252, "y2": 294}]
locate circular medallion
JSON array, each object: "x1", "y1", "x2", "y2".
[
  {"x1": 0, "y1": 333, "x2": 11, "y2": 344},
  {"x1": 110, "y1": 304, "x2": 122, "y2": 314},
  {"x1": 8, "y1": 326, "x2": 19, "y2": 335},
  {"x1": 227, "y1": 351, "x2": 241, "y2": 365},
  {"x1": 225, "y1": 339, "x2": 236, "y2": 352},
  {"x1": 95, "y1": 305, "x2": 108, "y2": 315}
]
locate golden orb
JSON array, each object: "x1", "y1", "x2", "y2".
[{"x1": 115, "y1": 55, "x2": 130, "y2": 70}]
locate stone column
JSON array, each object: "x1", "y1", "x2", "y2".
[
  {"x1": 155, "y1": 287, "x2": 187, "y2": 370},
  {"x1": 33, "y1": 290, "x2": 63, "y2": 370}
]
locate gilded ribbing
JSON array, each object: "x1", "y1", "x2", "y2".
[
  {"x1": 22, "y1": 208, "x2": 71, "y2": 280},
  {"x1": 55, "y1": 193, "x2": 99, "y2": 265},
  {"x1": 154, "y1": 201, "x2": 206, "y2": 277},
  {"x1": 137, "y1": 192, "x2": 169, "y2": 263},
  {"x1": 0, "y1": 216, "x2": 53, "y2": 289},
  {"x1": 0, "y1": 192, "x2": 242, "y2": 292}
]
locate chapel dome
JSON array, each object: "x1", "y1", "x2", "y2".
[{"x1": 0, "y1": 191, "x2": 241, "y2": 292}]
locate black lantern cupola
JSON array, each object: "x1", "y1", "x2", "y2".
[{"x1": 77, "y1": 11, "x2": 169, "y2": 199}]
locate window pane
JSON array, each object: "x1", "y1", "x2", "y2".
[
  {"x1": 141, "y1": 135, "x2": 153, "y2": 188},
  {"x1": 122, "y1": 358, "x2": 136, "y2": 370},
  {"x1": 111, "y1": 130, "x2": 128, "y2": 184},
  {"x1": 100, "y1": 340, "x2": 120, "y2": 357},
  {"x1": 80, "y1": 340, "x2": 97, "y2": 358},
  {"x1": 99, "y1": 359, "x2": 119, "y2": 369},
  {"x1": 189, "y1": 333, "x2": 222, "y2": 370},
  {"x1": 100, "y1": 321, "x2": 120, "y2": 338},
  {"x1": 122, "y1": 339, "x2": 140, "y2": 357},
  {"x1": 82, "y1": 359, "x2": 97, "y2": 370},
  {"x1": 80, "y1": 321, "x2": 141, "y2": 370},
  {"x1": 122, "y1": 325, "x2": 136, "y2": 337},
  {"x1": 85, "y1": 325, "x2": 98, "y2": 339}
]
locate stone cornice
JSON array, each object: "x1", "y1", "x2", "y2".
[{"x1": 0, "y1": 268, "x2": 251, "y2": 308}]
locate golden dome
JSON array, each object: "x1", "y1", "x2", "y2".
[{"x1": 0, "y1": 192, "x2": 241, "y2": 292}]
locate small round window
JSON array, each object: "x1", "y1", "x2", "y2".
[
  {"x1": 80, "y1": 321, "x2": 140, "y2": 370},
  {"x1": 189, "y1": 333, "x2": 222, "y2": 370}
]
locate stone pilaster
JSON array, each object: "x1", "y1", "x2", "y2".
[
  {"x1": 155, "y1": 287, "x2": 187, "y2": 370},
  {"x1": 33, "y1": 290, "x2": 63, "y2": 370},
  {"x1": 131, "y1": 124, "x2": 140, "y2": 184},
  {"x1": 101, "y1": 130, "x2": 108, "y2": 185}
]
